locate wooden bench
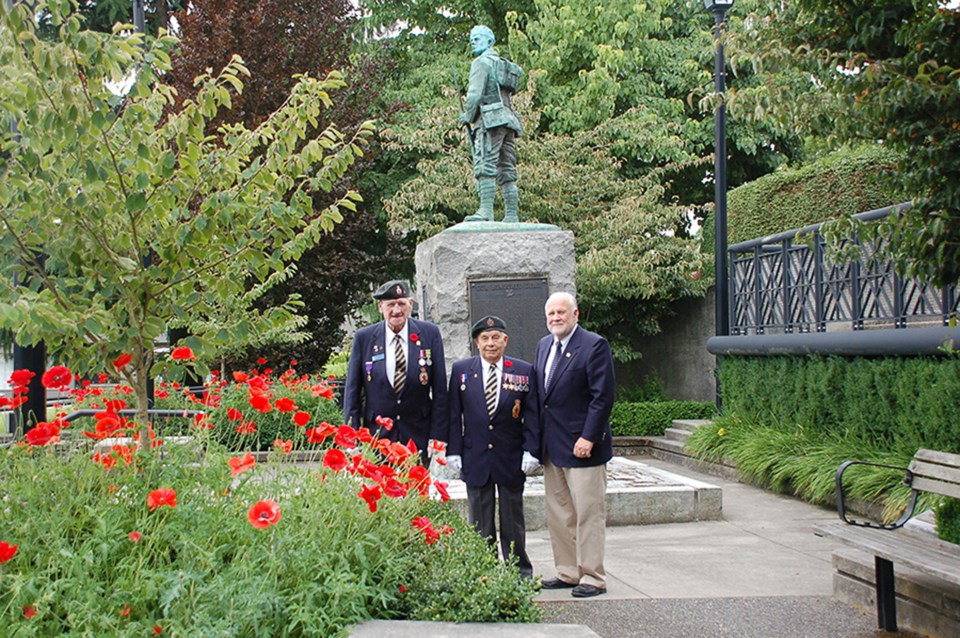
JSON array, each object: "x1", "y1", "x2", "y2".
[{"x1": 814, "y1": 448, "x2": 960, "y2": 633}]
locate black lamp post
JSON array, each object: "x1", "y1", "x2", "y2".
[{"x1": 703, "y1": 0, "x2": 733, "y2": 340}]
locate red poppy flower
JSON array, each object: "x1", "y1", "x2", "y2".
[
  {"x1": 504, "y1": 359, "x2": 513, "y2": 368},
  {"x1": 434, "y1": 480, "x2": 450, "y2": 502},
  {"x1": 233, "y1": 371, "x2": 249, "y2": 383},
  {"x1": 147, "y1": 488, "x2": 177, "y2": 511},
  {"x1": 41, "y1": 365, "x2": 72, "y2": 390},
  {"x1": 193, "y1": 414, "x2": 213, "y2": 429},
  {"x1": 228, "y1": 453, "x2": 256, "y2": 477},
  {"x1": 0, "y1": 541, "x2": 18, "y2": 563},
  {"x1": 293, "y1": 411, "x2": 311, "y2": 427},
  {"x1": 247, "y1": 500, "x2": 281, "y2": 529},
  {"x1": 358, "y1": 484, "x2": 382, "y2": 513},
  {"x1": 235, "y1": 421, "x2": 257, "y2": 435},
  {"x1": 113, "y1": 353, "x2": 133, "y2": 369},
  {"x1": 374, "y1": 415, "x2": 394, "y2": 432},
  {"x1": 383, "y1": 477, "x2": 408, "y2": 498},
  {"x1": 411, "y1": 516, "x2": 441, "y2": 544},
  {"x1": 257, "y1": 357, "x2": 267, "y2": 365},
  {"x1": 105, "y1": 399, "x2": 128, "y2": 412},
  {"x1": 23, "y1": 605, "x2": 37, "y2": 619},
  {"x1": 323, "y1": 448, "x2": 348, "y2": 472},
  {"x1": 171, "y1": 347, "x2": 194, "y2": 361},
  {"x1": 155, "y1": 388, "x2": 170, "y2": 399},
  {"x1": 8, "y1": 369, "x2": 35, "y2": 388},
  {"x1": 409, "y1": 333, "x2": 419, "y2": 343},
  {"x1": 153, "y1": 625, "x2": 163, "y2": 635},
  {"x1": 121, "y1": 604, "x2": 131, "y2": 617},
  {"x1": 274, "y1": 397, "x2": 296, "y2": 413},
  {"x1": 289, "y1": 359, "x2": 297, "y2": 367},
  {"x1": 399, "y1": 585, "x2": 407, "y2": 593},
  {"x1": 408, "y1": 465, "x2": 431, "y2": 496},
  {"x1": 128, "y1": 531, "x2": 142, "y2": 543},
  {"x1": 248, "y1": 394, "x2": 272, "y2": 413},
  {"x1": 311, "y1": 383, "x2": 335, "y2": 400},
  {"x1": 428, "y1": 439, "x2": 446, "y2": 454},
  {"x1": 384, "y1": 441, "x2": 413, "y2": 466},
  {"x1": 273, "y1": 438, "x2": 293, "y2": 454},
  {"x1": 247, "y1": 376, "x2": 269, "y2": 394},
  {"x1": 226, "y1": 407, "x2": 243, "y2": 421},
  {"x1": 334, "y1": 425, "x2": 358, "y2": 449},
  {"x1": 24, "y1": 422, "x2": 60, "y2": 447}
]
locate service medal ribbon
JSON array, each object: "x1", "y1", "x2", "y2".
[{"x1": 512, "y1": 399, "x2": 521, "y2": 419}]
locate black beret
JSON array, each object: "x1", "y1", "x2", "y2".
[
  {"x1": 373, "y1": 280, "x2": 412, "y2": 300},
  {"x1": 471, "y1": 315, "x2": 507, "y2": 339}
]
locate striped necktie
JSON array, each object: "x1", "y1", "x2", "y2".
[
  {"x1": 484, "y1": 364, "x2": 498, "y2": 417},
  {"x1": 545, "y1": 340, "x2": 562, "y2": 389},
  {"x1": 393, "y1": 334, "x2": 406, "y2": 394}
]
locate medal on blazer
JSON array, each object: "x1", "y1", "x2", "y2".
[
  {"x1": 459, "y1": 373, "x2": 466, "y2": 391},
  {"x1": 364, "y1": 361, "x2": 373, "y2": 382},
  {"x1": 512, "y1": 399, "x2": 521, "y2": 419},
  {"x1": 418, "y1": 348, "x2": 429, "y2": 385}
]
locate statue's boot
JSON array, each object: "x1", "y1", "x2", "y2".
[
  {"x1": 502, "y1": 181, "x2": 519, "y2": 223},
  {"x1": 464, "y1": 177, "x2": 496, "y2": 222}
]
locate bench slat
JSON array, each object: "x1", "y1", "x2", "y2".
[
  {"x1": 814, "y1": 521, "x2": 960, "y2": 587},
  {"x1": 910, "y1": 475, "x2": 960, "y2": 500},
  {"x1": 912, "y1": 449, "x2": 960, "y2": 470}
]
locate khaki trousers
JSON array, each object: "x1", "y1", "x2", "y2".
[{"x1": 543, "y1": 459, "x2": 607, "y2": 587}]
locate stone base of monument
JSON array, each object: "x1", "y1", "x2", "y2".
[{"x1": 441, "y1": 456, "x2": 722, "y2": 529}]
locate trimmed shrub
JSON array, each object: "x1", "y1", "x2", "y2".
[
  {"x1": 610, "y1": 400, "x2": 716, "y2": 437},
  {"x1": 716, "y1": 355, "x2": 960, "y2": 453}
]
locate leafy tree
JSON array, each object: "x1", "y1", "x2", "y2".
[
  {"x1": 732, "y1": 1, "x2": 960, "y2": 287},
  {"x1": 0, "y1": 2, "x2": 372, "y2": 434},
  {"x1": 166, "y1": 0, "x2": 405, "y2": 371}
]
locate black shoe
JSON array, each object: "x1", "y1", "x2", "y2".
[
  {"x1": 571, "y1": 584, "x2": 606, "y2": 598},
  {"x1": 540, "y1": 577, "x2": 577, "y2": 589}
]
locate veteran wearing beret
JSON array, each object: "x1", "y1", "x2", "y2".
[
  {"x1": 343, "y1": 280, "x2": 448, "y2": 465},
  {"x1": 447, "y1": 316, "x2": 541, "y2": 578}
]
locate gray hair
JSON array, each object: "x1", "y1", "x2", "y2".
[
  {"x1": 545, "y1": 291, "x2": 577, "y2": 312},
  {"x1": 470, "y1": 24, "x2": 495, "y2": 45}
]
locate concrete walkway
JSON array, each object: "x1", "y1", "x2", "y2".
[{"x1": 352, "y1": 457, "x2": 919, "y2": 638}]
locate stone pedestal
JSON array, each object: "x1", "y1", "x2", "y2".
[{"x1": 415, "y1": 222, "x2": 575, "y2": 368}]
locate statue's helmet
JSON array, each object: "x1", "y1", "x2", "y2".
[{"x1": 470, "y1": 25, "x2": 495, "y2": 46}]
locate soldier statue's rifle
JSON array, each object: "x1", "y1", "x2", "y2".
[{"x1": 451, "y1": 65, "x2": 474, "y2": 154}]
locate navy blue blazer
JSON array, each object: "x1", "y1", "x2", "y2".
[
  {"x1": 447, "y1": 355, "x2": 541, "y2": 488},
  {"x1": 534, "y1": 325, "x2": 615, "y2": 468},
  {"x1": 343, "y1": 319, "x2": 448, "y2": 456}
]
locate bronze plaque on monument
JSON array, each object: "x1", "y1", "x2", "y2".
[{"x1": 468, "y1": 278, "x2": 548, "y2": 364}]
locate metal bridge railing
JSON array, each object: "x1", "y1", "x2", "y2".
[{"x1": 728, "y1": 203, "x2": 958, "y2": 336}]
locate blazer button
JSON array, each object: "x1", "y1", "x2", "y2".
[
  {"x1": 396, "y1": 399, "x2": 401, "y2": 405},
  {"x1": 487, "y1": 443, "x2": 493, "y2": 449},
  {"x1": 488, "y1": 425, "x2": 494, "y2": 430}
]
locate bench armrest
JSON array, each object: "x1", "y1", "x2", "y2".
[{"x1": 836, "y1": 459, "x2": 918, "y2": 530}]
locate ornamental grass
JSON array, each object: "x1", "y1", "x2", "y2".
[{"x1": 1, "y1": 363, "x2": 540, "y2": 635}]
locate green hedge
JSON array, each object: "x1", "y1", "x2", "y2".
[
  {"x1": 726, "y1": 144, "x2": 905, "y2": 244},
  {"x1": 610, "y1": 400, "x2": 716, "y2": 437},
  {"x1": 717, "y1": 355, "x2": 960, "y2": 453}
]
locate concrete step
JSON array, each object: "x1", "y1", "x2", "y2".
[
  {"x1": 671, "y1": 419, "x2": 712, "y2": 432},
  {"x1": 664, "y1": 427, "x2": 693, "y2": 443}
]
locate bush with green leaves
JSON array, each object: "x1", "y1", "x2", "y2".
[
  {"x1": 714, "y1": 355, "x2": 960, "y2": 451},
  {"x1": 610, "y1": 401, "x2": 716, "y2": 437},
  {"x1": 936, "y1": 499, "x2": 960, "y2": 546},
  {"x1": 686, "y1": 353, "x2": 960, "y2": 534},
  {"x1": 1, "y1": 409, "x2": 540, "y2": 634}
]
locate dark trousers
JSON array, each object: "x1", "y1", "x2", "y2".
[{"x1": 466, "y1": 478, "x2": 532, "y2": 577}]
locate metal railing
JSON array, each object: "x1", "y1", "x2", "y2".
[{"x1": 728, "y1": 203, "x2": 958, "y2": 336}]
